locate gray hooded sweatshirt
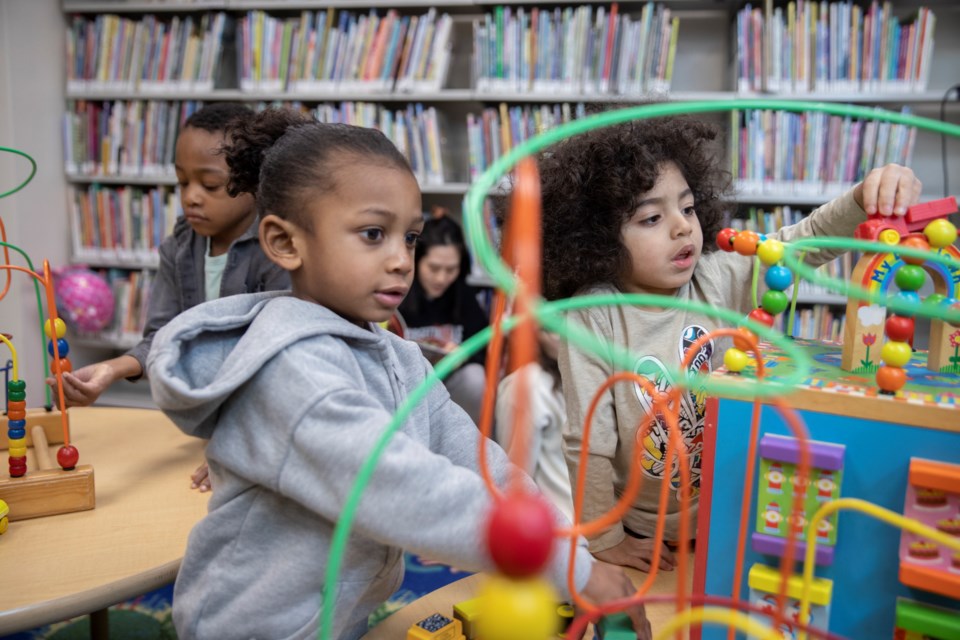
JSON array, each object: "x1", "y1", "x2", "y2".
[{"x1": 147, "y1": 291, "x2": 593, "y2": 640}]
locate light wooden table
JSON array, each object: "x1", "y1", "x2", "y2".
[
  {"x1": 0, "y1": 407, "x2": 210, "y2": 636},
  {"x1": 363, "y1": 559, "x2": 695, "y2": 639}
]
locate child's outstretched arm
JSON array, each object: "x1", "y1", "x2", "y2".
[
  {"x1": 768, "y1": 163, "x2": 922, "y2": 268},
  {"x1": 45, "y1": 354, "x2": 142, "y2": 409}
]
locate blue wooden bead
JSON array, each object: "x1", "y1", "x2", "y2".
[
  {"x1": 765, "y1": 265, "x2": 793, "y2": 291},
  {"x1": 7, "y1": 420, "x2": 25, "y2": 430},
  {"x1": 8, "y1": 429, "x2": 26, "y2": 440},
  {"x1": 47, "y1": 338, "x2": 70, "y2": 358}
]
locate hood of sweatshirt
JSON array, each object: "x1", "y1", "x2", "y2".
[{"x1": 148, "y1": 290, "x2": 383, "y2": 436}]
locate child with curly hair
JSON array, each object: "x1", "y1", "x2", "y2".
[
  {"x1": 537, "y1": 114, "x2": 921, "y2": 573},
  {"x1": 147, "y1": 108, "x2": 652, "y2": 639}
]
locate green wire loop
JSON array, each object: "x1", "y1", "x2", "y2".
[
  {"x1": 0, "y1": 146, "x2": 51, "y2": 406},
  {"x1": 320, "y1": 100, "x2": 960, "y2": 639}
]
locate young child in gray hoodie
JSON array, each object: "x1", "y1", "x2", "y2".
[{"x1": 147, "y1": 108, "x2": 652, "y2": 640}]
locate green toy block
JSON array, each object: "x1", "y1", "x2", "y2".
[
  {"x1": 895, "y1": 598, "x2": 960, "y2": 640},
  {"x1": 597, "y1": 612, "x2": 635, "y2": 639}
]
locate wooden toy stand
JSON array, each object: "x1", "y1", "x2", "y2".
[
  {"x1": 1, "y1": 408, "x2": 95, "y2": 521},
  {"x1": 841, "y1": 242, "x2": 960, "y2": 373}
]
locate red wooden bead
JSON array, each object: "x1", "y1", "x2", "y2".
[
  {"x1": 486, "y1": 492, "x2": 555, "y2": 578},
  {"x1": 876, "y1": 366, "x2": 907, "y2": 394},
  {"x1": 716, "y1": 228, "x2": 738, "y2": 252},
  {"x1": 57, "y1": 445, "x2": 80, "y2": 470},
  {"x1": 733, "y1": 327, "x2": 757, "y2": 352},
  {"x1": 884, "y1": 315, "x2": 914, "y2": 343},
  {"x1": 747, "y1": 308, "x2": 776, "y2": 328}
]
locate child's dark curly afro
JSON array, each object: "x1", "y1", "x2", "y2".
[{"x1": 538, "y1": 114, "x2": 733, "y2": 301}]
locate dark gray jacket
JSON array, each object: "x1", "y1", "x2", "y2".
[{"x1": 125, "y1": 216, "x2": 289, "y2": 376}]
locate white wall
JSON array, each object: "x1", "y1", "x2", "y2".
[{"x1": 0, "y1": 0, "x2": 68, "y2": 406}]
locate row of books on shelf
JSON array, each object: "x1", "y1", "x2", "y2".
[
  {"x1": 63, "y1": 3, "x2": 941, "y2": 98},
  {"x1": 730, "y1": 107, "x2": 916, "y2": 191},
  {"x1": 63, "y1": 99, "x2": 446, "y2": 186},
  {"x1": 736, "y1": 1, "x2": 937, "y2": 94},
  {"x1": 69, "y1": 185, "x2": 180, "y2": 259},
  {"x1": 472, "y1": 2, "x2": 678, "y2": 95},
  {"x1": 467, "y1": 102, "x2": 586, "y2": 179},
  {"x1": 63, "y1": 99, "x2": 203, "y2": 176},
  {"x1": 66, "y1": 12, "x2": 227, "y2": 93},
  {"x1": 61, "y1": 98, "x2": 917, "y2": 197},
  {"x1": 237, "y1": 9, "x2": 452, "y2": 93}
]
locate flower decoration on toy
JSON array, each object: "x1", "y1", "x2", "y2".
[
  {"x1": 52, "y1": 266, "x2": 114, "y2": 333},
  {"x1": 716, "y1": 229, "x2": 793, "y2": 373}
]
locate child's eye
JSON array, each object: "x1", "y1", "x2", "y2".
[
  {"x1": 640, "y1": 215, "x2": 660, "y2": 226},
  {"x1": 683, "y1": 206, "x2": 697, "y2": 216},
  {"x1": 203, "y1": 183, "x2": 224, "y2": 192},
  {"x1": 361, "y1": 228, "x2": 384, "y2": 242},
  {"x1": 405, "y1": 232, "x2": 420, "y2": 247}
]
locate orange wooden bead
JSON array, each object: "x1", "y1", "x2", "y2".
[
  {"x1": 897, "y1": 236, "x2": 931, "y2": 266},
  {"x1": 733, "y1": 230, "x2": 760, "y2": 256},
  {"x1": 6, "y1": 400, "x2": 25, "y2": 412},
  {"x1": 7, "y1": 410, "x2": 26, "y2": 421},
  {"x1": 876, "y1": 365, "x2": 907, "y2": 394},
  {"x1": 52, "y1": 358, "x2": 72, "y2": 374}
]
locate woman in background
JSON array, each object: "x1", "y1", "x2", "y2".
[{"x1": 399, "y1": 211, "x2": 489, "y2": 425}]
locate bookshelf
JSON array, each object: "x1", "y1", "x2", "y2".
[{"x1": 58, "y1": 0, "x2": 959, "y2": 359}]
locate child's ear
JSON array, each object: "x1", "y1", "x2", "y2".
[{"x1": 259, "y1": 214, "x2": 302, "y2": 271}]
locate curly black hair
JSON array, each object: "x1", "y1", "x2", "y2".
[
  {"x1": 537, "y1": 114, "x2": 733, "y2": 301},
  {"x1": 222, "y1": 107, "x2": 413, "y2": 231}
]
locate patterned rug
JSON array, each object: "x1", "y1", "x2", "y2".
[{"x1": 1, "y1": 554, "x2": 469, "y2": 640}]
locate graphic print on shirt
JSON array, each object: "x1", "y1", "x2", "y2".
[{"x1": 632, "y1": 324, "x2": 712, "y2": 499}]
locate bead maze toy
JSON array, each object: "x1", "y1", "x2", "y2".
[
  {"x1": 321, "y1": 101, "x2": 960, "y2": 640},
  {"x1": 1, "y1": 146, "x2": 95, "y2": 527}
]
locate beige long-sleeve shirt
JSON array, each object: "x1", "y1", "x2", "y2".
[{"x1": 559, "y1": 189, "x2": 866, "y2": 552}]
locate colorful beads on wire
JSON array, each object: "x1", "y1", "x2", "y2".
[
  {"x1": 7, "y1": 379, "x2": 28, "y2": 478},
  {"x1": 716, "y1": 228, "x2": 795, "y2": 373}
]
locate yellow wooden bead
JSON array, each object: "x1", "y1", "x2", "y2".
[
  {"x1": 7, "y1": 437, "x2": 26, "y2": 449},
  {"x1": 880, "y1": 340, "x2": 912, "y2": 368},
  {"x1": 0, "y1": 516, "x2": 7, "y2": 534},
  {"x1": 44, "y1": 317, "x2": 67, "y2": 340},
  {"x1": 724, "y1": 348, "x2": 750, "y2": 373},
  {"x1": 9, "y1": 446, "x2": 27, "y2": 457},
  {"x1": 477, "y1": 576, "x2": 559, "y2": 640},
  {"x1": 756, "y1": 239, "x2": 784, "y2": 266},
  {"x1": 923, "y1": 219, "x2": 957, "y2": 249}
]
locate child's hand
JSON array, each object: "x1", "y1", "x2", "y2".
[
  {"x1": 593, "y1": 535, "x2": 676, "y2": 573},
  {"x1": 581, "y1": 560, "x2": 653, "y2": 639},
  {"x1": 853, "y1": 164, "x2": 922, "y2": 217},
  {"x1": 191, "y1": 462, "x2": 212, "y2": 492},
  {"x1": 45, "y1": 364, "x2": 113, "y2": 409}
]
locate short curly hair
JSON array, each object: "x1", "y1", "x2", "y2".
[{"x1": 538, "y1": 114, "x2": 733, "y2": 301}]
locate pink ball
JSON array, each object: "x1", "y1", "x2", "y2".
[{"x1": 53, "y1": 267, "x2": 115, "y2": 333}]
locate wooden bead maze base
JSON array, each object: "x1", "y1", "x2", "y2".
[{"x1": 1, "y1": 408, "x2": 95, "y2": 521}]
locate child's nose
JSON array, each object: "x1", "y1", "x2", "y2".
[
  {"x1": 388, "y1": 244, "x2": 414, "y2": 273},
  {"x1": 672, "y1": 211, "x2": 692, "y2": 237}
]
